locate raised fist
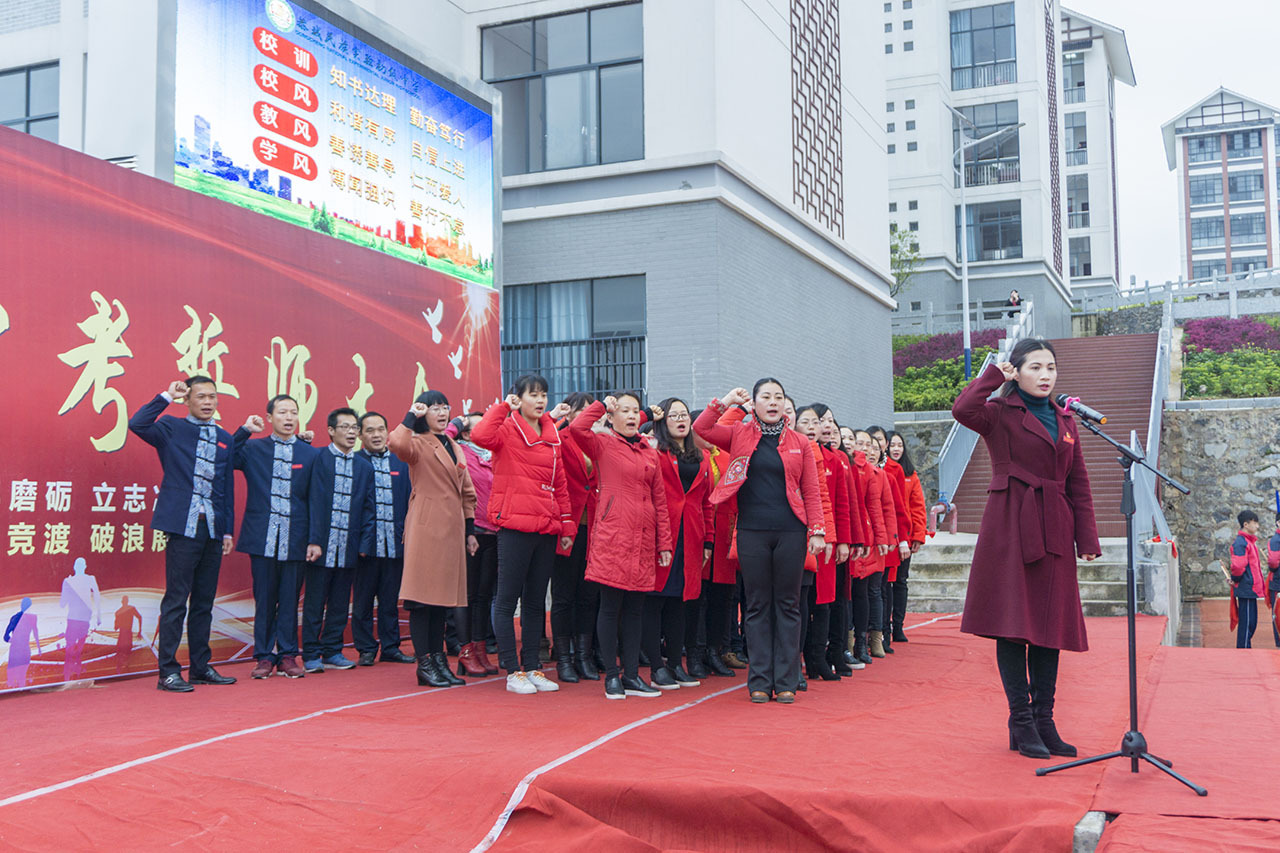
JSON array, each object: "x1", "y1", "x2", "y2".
[
  {"x1": 721, "y1": 388, "x2": 749, "y2": 407},
  {"x1": 505, "y1": 394, "x2": 521, "y2": 411},
  {"x1": 244, "y1": 415, "x2": 265, "y2": 433},
  {"x1": 549, "y1": 402, "x2": 572, "y2": 420},
  {"x1": 298, "y1": 429, "x2": 314, "y2": 443},
  {"x1": 603, "y1": 396, "x2": 618, "y2": 414},
  {"x1": 649, "y1": 404, "x2": 664, "y2": 422},
  {"x1": 996, "y1": 361, "x2": 1017, "y2": 381},
  {"x1": 167, "y1": 380, "x2": 189, "y2": 400},
  {"x1": 410, "y1": 402, "x2": 429, "y2": 418}
]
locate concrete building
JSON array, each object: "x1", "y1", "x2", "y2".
[
  {"x1": 882, "y1": 0, "x2": 1132, "y2": 337},
  {"x1": 1161, "y1": 87, "x2": 1280, "y2": 281},
  {"x1": 0, "y1": 0, "x2": 894, "y2": 418}
]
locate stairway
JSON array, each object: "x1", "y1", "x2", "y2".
[
  {"x1": 909, "y1": 534, "x2": 1136, "y2": 617},
  {"x1": 950, "y1": 334, "x2": 1158, "y2": 539}
]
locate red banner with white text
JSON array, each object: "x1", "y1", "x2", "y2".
[{"x1": 0, "y1": 128, "x2": 500, "y2": 692}]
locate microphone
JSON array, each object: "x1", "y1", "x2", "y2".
[{"x1": 1056, "y1": 394, "x2": 1107, "y2": 424}]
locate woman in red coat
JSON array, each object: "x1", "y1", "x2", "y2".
[
  {"x1": 471, "y1": 374, "x2": 576, "y2": 696},
  {"x1": 952, "y1": 338, "x2": 1101, "y2": 760},
  {"x1": 822, "y1": 415, "x2": 866, "y2": 675},
  {"x1": 886, "y1": 431, "x2": 928, "y2": 646},
  {"x1": 646, "y1": 397, "x2": 715, "y2": 690},
  {"x1": 878, "y1": 440, "x2": 912, "y2": 655},
  {"x1": 550, "y1": 392, "x2": 599, "y2": 684},
  {"x1": 570, "y1": 393, "x2": 673, "y2": 700},
  {"x1": 694, "y1": 380, "x2": 826, "y2": 704},
  {"x1": 851, "y1": 431, "x2": 896, "y2": 661}
]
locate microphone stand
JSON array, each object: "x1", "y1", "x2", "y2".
[{"x1": 1035, "y1": 417, "x2": 1206, "y2": 796}]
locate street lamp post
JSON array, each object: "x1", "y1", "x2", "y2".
[{"x1": 948, "y1": 108, "x2": 1026, "y2": 379}]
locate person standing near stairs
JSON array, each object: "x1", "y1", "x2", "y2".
[{"x1": 951, "y1": 338, "x2": 1101, "y2": 761}]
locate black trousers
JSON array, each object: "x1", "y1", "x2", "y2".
[
  {"x1": 597, "y1": 585, "x2": 645, "y2": 679},
  {"x1": 157, "y1": 532, "x2": 223, "y2": 678},
  {"x1": 494, "y1": 529, "x2": 556, "y2": 673},
  {"x1": 805, "y1": 583, "x2": 831, "y2": 660},
  {"x1": 250, "y1": 555, "x2": 302, "y2": 662},
  {"x1": 457, "y1": 531, "x2": 498, "y2": 643},
  {"x1": 699, "y1": 580, "x2": 734, "y2": 654},
  {"x1": 828, "y1": 564, "x2": 851, "y2": 654},
  {"x1": 550, "y1": 526, "x2": 599, "y2": 644},
  {"x1": 301, "y1": 564, "x2": 354, "y2": 660},
  {"x1": 353, "y1": 555, "x2": 404, "y2": 654},
  {"x1": 737, "y1": 529, "x2": 807, "y2": 695},
  {"x1": 643, "y1": 594, "x2": 685, "y2": 672},
  {"x1": 852, "y1": 571, "x2": 884, "y2": 637},
  {"x1": 891, "y1": 557, "x2": 911, "y2": 636},
  {"x1": 407, "y1": 602, "x2": 448, "y2": 658}
]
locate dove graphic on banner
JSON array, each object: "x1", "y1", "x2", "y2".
[{"x1": 422, "y1": 300, "x2": 443, "y2": 344}]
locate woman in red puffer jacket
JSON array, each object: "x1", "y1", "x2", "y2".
[
  {"x1": 570, "y1": 393, "x2": 673, "y2": 700},
  {"x1": 471, "y1": 374, "x2": 575, "y2": 696}
]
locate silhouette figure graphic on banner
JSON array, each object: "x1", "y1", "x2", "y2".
[
  {"x1": 113, "y1": 596, "x2": 143, "y2": 674},
  {"x1": 5, "y1": 598, "x2": 42, "y2": 688},
  {"x1": 60, "y1": 557, "x2": 101, "y2": 680}
]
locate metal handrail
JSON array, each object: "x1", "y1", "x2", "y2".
[
  {"x1": 1132, "y1": 301, "x2": 1175, "y2": 544},
  {"x1": 934, "y1": 301, "x2": 1035, "y2": 506}
]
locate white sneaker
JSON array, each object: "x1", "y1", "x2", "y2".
[
  {"x1": 526, "y1": 670, "x2": 560, "y2": 692},
  {"x1": 506, "y1": 671, "x2": 537, "y2": 694},
  {"x1": 849, "y1": 660, "x2": 866, "y2": 670}
]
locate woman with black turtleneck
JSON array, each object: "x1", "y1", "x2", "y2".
[{"x1": 952, "y1": 338, "x2": 1101, "y2": 761}]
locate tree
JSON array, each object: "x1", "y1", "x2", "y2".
[
  {"x1": 310, "y1": 202, "x2": 333, "y2": 235},
  {"x1": 889, "y1": 223, "x2": 923, "y2": 300}
]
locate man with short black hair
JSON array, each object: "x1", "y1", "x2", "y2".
[
  {"x1": 233, "y1": 394, "x2": 319, "y2": 679},
  {"x1": 354, "y1": 411, "x2": 413, "y2": 665},
  {"x1": 303, "y1": 407, "x2": 375, "y2": 672},
  {"x1": 129, "y1": 376, "x2": 237, "y2": 692}
]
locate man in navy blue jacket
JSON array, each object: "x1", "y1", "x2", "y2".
[
  {"x1": 233, "y1": 394, "x2": 319, "y2": 679},
  {"x1": 303, "y1": 407, "x2": 375, "y2": 672},
  {"x1": 128, "y1": 376, "x2": 238, "y2": 692},
  {"x1": 353, "y1": 411, "x2": 414, "y2": 666}
]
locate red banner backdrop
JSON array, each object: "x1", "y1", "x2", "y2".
[{"x1": 0, "y1": 128, "x2": 500, "y2": 692}]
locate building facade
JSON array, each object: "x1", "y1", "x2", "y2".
[
  {"x1": 1162, "y1": 88, "x2": 1279, "y2": 281},
  {"x1": 0, "y1": 0, "x2": 894, "y2": 419},
  {"x1": 882, "y1": 0, "x2": 1132, "y2": 337}
]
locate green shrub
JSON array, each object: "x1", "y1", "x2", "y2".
[
  {"x1": 891, "y1": 333, "x2": 932, "y2": 353},
  {"x1": 1182, "y1": 347, "x2": 1280, "y2": 399},
  {"x1": 893, "y1": 347, "x2": 996, "y2": 411}
]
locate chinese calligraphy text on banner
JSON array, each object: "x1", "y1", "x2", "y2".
[
  {"x1": 173, "y1": 0, "x2": 496, "y2": 286},
  {"x1": 0, "y1": 126, "x2": 500, "y2": 693}
]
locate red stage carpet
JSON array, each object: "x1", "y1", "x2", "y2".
[{"x1": 0, "y1": 613, "x2": 1262, "y2": 852}]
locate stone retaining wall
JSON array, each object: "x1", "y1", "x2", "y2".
[{"x1": 892, "y1": 417, "x2": 949, "y2": 504}]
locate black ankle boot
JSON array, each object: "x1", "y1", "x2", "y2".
[
  {"x1": 706, "y1": 649, "x2": 735, "y2": 677},
  {"x1": 828, "y1": 650, "x2": 853, "y2": 677},
  {"x1": 996, "y1": 640, "x2": 1049, "y2": 759},
  {"x1": 688, "y1": 647, "x2": 711, "y2": 679},
  {"x1": 806, "y1": 653, "x2": 840, "y2": 681},
  {"x1": 554, "y1": 637, "x2": 579, "y2": 684},
  {"x1": 416, "y1": 655, "x2": 451, "y2": 688},
  {"x1": 575, "y1": 634, "x2": 600, "y2": 681},
  {"x1": 1028, "y1": 644, "x2": 1076, "y2": 757},
  {"x1": 431, "y1": 652, "x2": 465, "y2": 686}
]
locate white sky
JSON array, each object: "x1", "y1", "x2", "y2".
[{"x1": 1064, "y1": 0, "x2": 1280, "y2": 291}]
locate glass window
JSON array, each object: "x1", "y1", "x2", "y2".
[
  {"x1": 544, "y1": 70, "x2": 599, "y2": 170},
  {"x1": 904, "y1": 41, "x2": 914, "y2": 51},
  {"x1": 1228, "y1": 172, "x2": 1265, "y2": 202},
  {"x1": 885, "y1": 44, "x2": 893, "y2": 54},
  {"x1": 1234, "y1": 255, "x2": 1268, "y2": 273},
  {"x1": 1067, "y1": 174, "x2": 1089, "y2": 228},
  {"x1": 904, "y1": 0, "x2": 912, "y2": 7},
  {"x1": 905, "y1": 99, "x2": 915, "y2": 109},
  {"x1": 904, "y1": 20, "x2": 913, "y2": 30},
  {"x1": 908, "y1": 200, "x2": 917, "y2": 210},
  {"x1": 908, "y1": 221, "x2": 918, "y2": 231},
  {"x1": 1188, "y1": 175, "x2": 1222, "y2": 206},
  {"x1": 535, "y1": 13, "x2": 588, "y2": 71},
  {"x1": 1188, "y1": 135, "x2": 1220, "y2": 163},
  {"x1": 1065, "y1": 112, "x2": 1087, "y2": 165},
  {"x1": 885, "y1": 23, "x2": 893, "y2": 32},
  {"x1": 888, "y1": 144, "x2": 896, "y2": 154},
  {"x1": 1063, "y1": 52, "x2": 1085, "y2": 103},
  {"x1": 1069, "y1": 236, "x2": 1091, "y2": 277},
  {"x1": 600, "y1": 62, "x2": 643, "y2": 164},
  {"x1": 887, "y1": 122, "x2": 895, "y2": 132},
  {"x1": 1192, "y1": 259, "x2": 1227, "y2": 280},
  {"x1": 886, "y1": 101, "x2": 895, "y2": 112},
  {"x1": 501, "y1": 276, "x2": 647, "y2": 398},
  {"x1": 482, "y1": 21, "x2": 534, "y2": 79},
  {"x1": 956, "y1": 200, "x2": 1022, "y2": 261},
  {"x1": 590, "y1": 4, "x2": 643, "y2": 63},
  {"x1": 905, "y1": 120, "x2": 915, "y2": 130},
  {"x1": 954, "y1": 100, "x2": 1019, "y2": 186},
  {"x1": 884, "y1": 2, "x2": 892, "y2": 11},
  {"x1": 906, "y1": 141, "x2": 917, "y2": 151},
  {"x1": 889, "y1": 202, "x2": 897, "y2": 212},
  {"x1": 0, "y1": 62, "x2": 58, "y2": 139},
  {"x1": 1226, "y1": 130, "x2": 1263, "y2": 160},
  {"x1": 1190, "y1": 217, "x2": 1225, "y2": 249},
  {"x1": 483, "y1": 5, "x2": 642, "y2": 174},
  {"x1": 1230, "y1": 212, "x2": 1266, "y2": 245},
  {"x1": 950, "y1": 3, "x2": 1016, "y2": 91}
]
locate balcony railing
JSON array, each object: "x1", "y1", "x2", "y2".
[
  {"x1": 1067, "y1": 211, "x2": 1090, "y2": 228},
  {"x1": 1066, "y1": 148, "x2": 1088, "y2": 166},
  {"x1": 960, "y1": 159, "x2": 1021, "y2": 187},
  {"x1": 952, "y1": 60, "x2": 1017, "y2": 91},
  {"x1": 1064, "y1": 86, "x2": 1085, "y2": 104},
  {"x1": 501, "y1": 335, "x2": 646, "y2": 400}
]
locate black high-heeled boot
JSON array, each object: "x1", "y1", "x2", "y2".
[
  {"x1": 554, "y1": 637, "x2": 579, "y2": 683},
  {"x1": 996, "y1": 639, "x2": 1050, "y2": 759},
  {"x1": 431, "y1": 652, "x2": 465, "y2": 686},
  {"x1": 1028, "y1": 644, "x2": 1076, "y2": 757},
  {"x1": 416, "y1": 655, "x2": 451, "y2": 688},
  {"x1": 806, "y1": 652, "x2": 840, "y2": 681},
  {"x1": 575, "y1": 634, "x2": 600, "y2": 681}
]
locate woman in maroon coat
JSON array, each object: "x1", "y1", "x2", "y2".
[
  {"x1": 952, "y1": 338, "x2": 1101, "y2": 760},
  {"x1": 570, "y1": 393, "x2": 673, "y2": 699}
]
